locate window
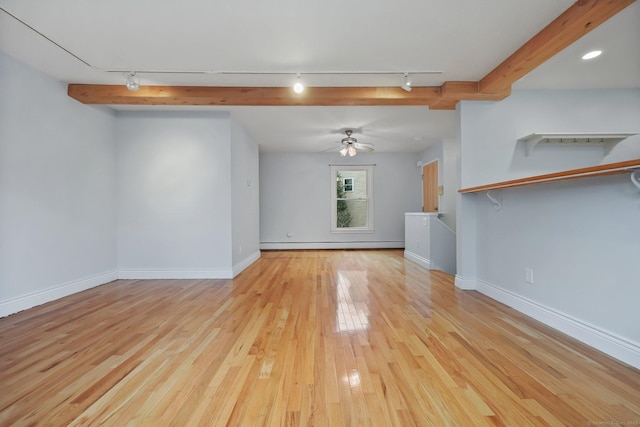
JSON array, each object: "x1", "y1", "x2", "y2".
[{"x1": 331, "y1": 165, "x2": 374, "y2": 233}]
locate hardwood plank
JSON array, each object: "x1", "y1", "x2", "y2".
[{"x1": 1, "y1": 250, "x2": 639, "y2": 425}]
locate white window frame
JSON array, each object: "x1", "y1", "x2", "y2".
[{"x1": 330, "y1": 165, "x2": 374, "y2": 233}]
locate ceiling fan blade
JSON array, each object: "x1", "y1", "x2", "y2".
[
  {"x1": 320, "y1": 146, "x2": 339, "y2": 152},
  {"x1": 353, "y1": 142, "x2": 375, "y2": 151}
]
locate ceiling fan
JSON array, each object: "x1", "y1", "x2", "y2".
[{"x1": 336, "y1": 129, "x2": 375, "y2": 156}]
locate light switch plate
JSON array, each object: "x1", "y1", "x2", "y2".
[{"x1": 524, "y1": 268, "x2": 534, "y2": 284}]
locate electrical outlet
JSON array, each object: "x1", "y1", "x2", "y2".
[{"x1": 524, "y1": 268, "x2": 534, "y2": 284}]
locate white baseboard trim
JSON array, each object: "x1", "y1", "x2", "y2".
[
  {"x1": 232, "y1": 250, "x2": 261, "y2": 277},
  {"x1": 260, "y1": 241, "x2": 404, "y2": 250},
  {"x1": 404, "y1": 250, "x2": 433, "y2": 270},
  {"x1": 0, "y1": 270, "x2": 118, "y2": 318},
  {"x1": 0, "y1": 255, "x2": 261, "y2": 317},
  {"x1": 118, "y1": 269, "x2": 233, "y2": 280},
  {"x1": 454, "y1": 275, "x2": 477, "y2": 290},
  {"x1": 475, "y1": 278, "x2": 640, "y2": 370}
]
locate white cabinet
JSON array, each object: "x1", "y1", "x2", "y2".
[{"x1": 404, "y1": 213, "x2": 456, "y2": 275}]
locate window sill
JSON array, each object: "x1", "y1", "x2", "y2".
[{"x1": 331, "y1": 228, "x2": 375, "y2": 234}]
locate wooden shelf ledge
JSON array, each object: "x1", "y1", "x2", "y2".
[{"x1": 459, "y1": 159, "x2": 640, "y2": 193}]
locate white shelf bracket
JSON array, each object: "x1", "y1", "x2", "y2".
[
  {"x1": 631, "y1": 170, "x2": 640, "y2": 191},
  {"x1": 604, "y1": 140, "x2": 621, "y2": 156},
  {"x1": 486, "y1": 190, "x2": 502, "y2": 211},
  {"x1": 523, "y1": 135, "x2": 544, "y2": 156}
]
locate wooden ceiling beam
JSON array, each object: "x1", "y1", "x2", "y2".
[
  {"x1": 67, "y1": 83, "x2": 509, "y2": 109},
  {"x1": 66, "y1": 0, "x2": 634, "y2": 109},
  {"x1": 479, "y1": 0, "x2": 636, "y2": 94},
  {"x1": 429, "y1": 81, "x2": 512, "y2": 109},
  {"x1": 439, "y1": 81, "x2": 511, "y2": 101},
  {"x1": 67, "y1": 85, "x2": 443, "y2": 107}
]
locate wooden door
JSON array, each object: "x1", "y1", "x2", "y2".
[{"x1": 422, "y1": 162, "x2": 439, "y2": 212}]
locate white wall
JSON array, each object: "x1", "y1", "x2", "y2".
[
  {"x1": 116, "y1": 111, "x2": 234, "y2": 278},
  {"x1": 0, "y1": 52, "x2": 117, "y2": 316},
  {"x1": 404, "y1": 213, "x2": 456, "y2": 275},
  {"x1": 442, "y1": 138, "x2": 459, "y2": 232},
  {"x1": 260, "y1": 152, "x2": 421, "y2": 248},
  {"x1": 457, "y1": 89, "x2": 640, "y2": 367},
  {"x1": 230, "y1": 116, "x2": 261, "y2": 273},
  {"x1": 461, "y1": 89, "x2": 640, "y2": 188}
]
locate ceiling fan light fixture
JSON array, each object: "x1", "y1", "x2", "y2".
[
  {"x1": 293, "y1": 73, "x2": 305, "y2": 94},
  {"x1": 401, "y1": 73, "x2": 413, "y2": 92},
  {"x1": 333, "y1": 129, "x2": 372, "y2": 156},
  {"x1": 124, "y1": 71, "x2": 140, "y2": 91}
]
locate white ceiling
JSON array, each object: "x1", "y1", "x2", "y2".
[
  {"x1": 514, "y1": 1, "x2": 640, "y2": 90},
  {"x1": 1, "y1": 0, "x2": 638, "y2": 153}
]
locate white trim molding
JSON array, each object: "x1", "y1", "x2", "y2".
[
  {"x1": 118, "y1": 268, "x2": 233, "y2": 280},
  {"x1": 232, "y1": 250, "x2": 261, "y2": 277},
  {"x1": 454, "y1": 275, "x2": 477, "y2": 290},
  {"x1": 260, "y1": 241, "x2": 404, "y2": 250},
  {"x1": 475, "y1": 278, "x2": 640, "y2": 370},
  {"x1": 0, "y1": 270, "x2": 118, "y2": 318},
  {"x1": 404, "y1": 250, "x2": 434, "y2": 270}
]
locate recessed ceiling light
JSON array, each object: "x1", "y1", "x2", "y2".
[{"x1": 582, "y1": 50, "x2": 602, "y2": 60}]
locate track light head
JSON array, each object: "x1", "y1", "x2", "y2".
[
  {"x1": 401, "y1": 73, "x2": 412, "y2": 92},
  {"x1": 124, "y1": 72, "x2": 140, "y2": 91},
  {"x1": 293, "y1": 73, "x2": 304, "y2": 94}
]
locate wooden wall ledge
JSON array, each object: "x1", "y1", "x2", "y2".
[{"x1": 459, "y1": 159, "x2": 640, "y2": 193}]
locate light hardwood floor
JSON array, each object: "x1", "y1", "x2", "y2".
[{"x1": 1, "y1": 250, "x2": 639, "y2": 426}]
